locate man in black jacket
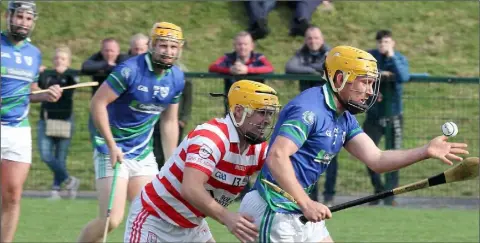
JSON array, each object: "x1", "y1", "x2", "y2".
[
  {"x1": 81, "y1": 38, "x2": 130, "y2": 96},
  {"x1": 81, "y1": 38, "x2": 129, "y2": 144},
  {"x1": 285, "y1": 26, "x2": 330, "y2": 92}
]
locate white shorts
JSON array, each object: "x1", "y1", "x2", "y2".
[
  {"x1": 1, "y1": 125, "x2": 32, "y2": 164},
  {"x1": 238, "y1": 190, "x2": 330, "y2": 242},
  {"x1": 93, "y1": 150, "x2": 158, "y2": 180},
  {"x1": 124, "y1": 196, "x2": 213, "y2": 243}
]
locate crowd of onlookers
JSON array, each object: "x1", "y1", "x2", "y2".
[{"x1": 38, "y1": 0, "x2": 410, "y2": 206}]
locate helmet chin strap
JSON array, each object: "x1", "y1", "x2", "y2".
[
  {"x1": 333, "y1": 91, "x2": 368, "y2": 115},
  {"x1": 7, "y1": 15, "x2": 34, "y2": 42},
  {"x1": 324, "y1": 65, "x2": 368, "y2": 115},
  {"x1": 150, "y1": 52, "x2": 175, "y2": 70},
  {"x1": 229, "y1": 108, "x2": 266, "y2": 145}
]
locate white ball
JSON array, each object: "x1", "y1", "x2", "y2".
[{"x1": 442, "y1": 122, "x2": 458, "y2": 137}]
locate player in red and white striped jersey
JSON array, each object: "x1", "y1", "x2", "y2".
[{"x1": 124, "y1": 80, "x2": 281, "y2": 243}]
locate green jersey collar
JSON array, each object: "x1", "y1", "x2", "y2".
[
  {"x1": 145, "y1": 53, "x2": 172, "y2": 80},
  {"x1": 322, "y1": 84, "x2": 337, "y2": 112},
  {"x1": 145, "y1": 52, "x2": 154, "y2": 72}
]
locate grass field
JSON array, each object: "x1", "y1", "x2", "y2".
[
  {"x1": 0, "y1": 1, "x2": 478, "y2": 197},
  {"x1": 15, "y1": 198, "x2": 479, "y2": 242}
]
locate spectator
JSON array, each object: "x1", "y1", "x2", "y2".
[
  {"x1": 128, "y1": 33, "x2": 149, "y2": 56},
  {"x1": 364, "y1": 29, "x2": 410, "y2": 206},
  {"x1": 244, "y1": 0, "x2": 322, "y2": 40},
  {"x1": 285, "y1": 26, "x2": 330, "y2": 92},
  {"x1": 208, "y1": 31, "x2": 274, "y2": 114},
  {"x1": 37, "y1": 46, "x2": 80, "y2": 199},
  {"x1": 81, "y1": 38, "x2": 129, "y2": 95},
  {"x1": 244, "y1": 0, "x2": 276, "y2": 40},
  {"x1": 285, "y1": 26, "x2": 335, "y2": 206},
  {"x1": 152, "y1": 60, "x2": 193, "y2": 170},
  {"x1": 81, "y1": 38, "x2": 129, "y2": 144}
]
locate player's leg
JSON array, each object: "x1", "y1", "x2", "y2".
[
  {"x1": 77, "y1": 151, "x2": 129, "y2": 242},
  {"x1": 127, "y1": 176, "x2": 153, "y2": 202},
  {"x1": 239, "y1": 190, "x2": 298, "y2": 242},
  {"x1": 320, "y1": 236, "x2": 334, "y2": 242},
  {"x1": 304, "y1": 216, "x2": 332, "y2": 242},
  {"x1": 1, "y1": 160, "x2": 30, "y2": 243},
  {"x1": 1, "y1": 125, "x2": 32, "y2": 242},
  {"x1": 124, "y1": 196, "x2": 213, "y2": 243},
  {"x1": 127, "y1": 152, "x2": 159, "y2": 201}
]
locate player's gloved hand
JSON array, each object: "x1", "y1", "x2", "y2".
[
  {"x1": 108, "y1": 145, "x2": 124, "y2": 167},
  {"x1": 44, "y1": 84, "x2": 63, "y2": 102},
  {"x1": 299, "y1": 199, "x2": 332, "y2": 223},
  {"x1": 222, "y1": 211, "x2": 258, "y2": 243}
]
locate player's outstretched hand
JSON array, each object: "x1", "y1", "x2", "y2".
[
  {"x1": 426, "y1": 135, "x2": 469, "y2": 165},
  {"x1": 44, "y1": 84, "x2": 63, "y2": 102},
  {"x1": 108, "y1": 145, "x2": 124, "y2": 167},
  {"x1": 223, "y1": 211, "x2": 258, "y2": 243},
  {"x1": 299, "y1": 199, "x2": 332, "y2": 223}
]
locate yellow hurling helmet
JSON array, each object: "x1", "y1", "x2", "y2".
[
  {"x1": 227, "y1": 80, "x2": 281, "y2": 144},
  {"x1": 324, "y1": 45, "x2": 380, "y2": 114},
  {"x1": 150, "y1": 22, "x2": 184, "y2": 45},
  {"x1": 148, "y1": 22, "x2": 184, "y2": 69},
  {"x1": 228, "y1": 80, "x2": 280, "y2": 114},
  {"x1": 325, "y1": 45, "x2": 379, "y2": 91}
]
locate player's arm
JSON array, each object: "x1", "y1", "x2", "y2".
[
  {"x1": 90, "y1": 65, "x2": 131, "y2": 153},
  {"x1": 30, "y1": 75, "x2": 62, "y2": 103},
  {"x1": 160, "y1": 102, "x2": 179, "y2": 159},
  {"x1": 180, "y1": 135, "x2": 258, "y2": 241},
  {"x1": 345, "y1": 133, "x2": 468, "y2": 172},
  {"x1": 90, "y1": 82, "x2": 119, "y2": 150},
  {"x1": 182, "y1": 167, "x2": 228, "y2": 222},
  {"x1": 266, "y1": 136, "x2": 312, "y2": 208}
]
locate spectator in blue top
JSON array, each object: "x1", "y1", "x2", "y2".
[{"x1": 364, "y1": 29, "x2": 410, "y2": 206}]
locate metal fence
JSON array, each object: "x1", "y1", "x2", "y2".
[{"x1": 24, "y1": 72, "x2": 479, "y2": 198}]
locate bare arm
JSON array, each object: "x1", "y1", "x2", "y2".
[
  {"x1": 345, "y1": 133, "x2": 469, "y2": 173},
  {"x1": 265, "y1": 136, "x2": 312, "y2": 208},
  {"x1": 181, "y1": 168, "x2": 229, "y2": 223},
  {"x1": 90, "y1": 82, "x2": 119, "y2": 149},
  {"x1": 160, "y1": 103, "x2": 179, "y2": 159}
]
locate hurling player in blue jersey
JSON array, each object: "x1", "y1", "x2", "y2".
[
  {"x1": 239, "y1": 46, "x2": 469, "y2": 242},
  {"x1": 1, "y1": 1, "x2": 63, "y2": 242},
  {"x1": 77, "y1": 22, "x2": 186, "y2": 242}
]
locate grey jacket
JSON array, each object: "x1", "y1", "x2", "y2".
[{"x1": 285, "y1": 44, "x2": 330, "y2": 75}]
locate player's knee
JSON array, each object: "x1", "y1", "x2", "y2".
[
  {"x1": 107, "y1": 217, "x2": 123, "y2": 231},
  {"x1": 2, "y1": 187, "x2": 22, "y2": 207}
]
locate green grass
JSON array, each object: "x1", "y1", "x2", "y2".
[
  {"x1": 15, "y1": 198, "x2": 479, "y2": 242},
  {"x1": 0, "y1": 2, "x2": 478, "y2": 197}
]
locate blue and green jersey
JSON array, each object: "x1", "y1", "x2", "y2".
[
  {"x1": 94, "y1": 53, "x2": 185, "y2": 160},
  {"x1": 1, "y1": 32, "x2": 41, "y2": 127},
  {"x1": 253, "y1": 84, "x2": 363, "y2": 214}
]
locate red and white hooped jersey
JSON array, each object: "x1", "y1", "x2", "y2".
[{"x1": 140, "y1": 116, "x2": 268, "y2": 228}]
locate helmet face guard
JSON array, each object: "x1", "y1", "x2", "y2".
[
  {"x1": 226, "y1": 80, "x2": 281, "y2": 145},
  {"x1": 343, "y1": 73, "x2": 381, "y2": 114},
  {"x1": 148, "y1": 22, "x2": 184, "y2": 70},
  {"x1": 7, "y1": 1, "x2": 38, "y2": 41},
  {"x1": 231, "y1": 104, "x2": 280, "y2": 145}
]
